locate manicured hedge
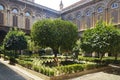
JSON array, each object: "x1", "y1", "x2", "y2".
[
  {"x1": 17, "y1": 58, "x2": 107, "y2": 77},
  {"x1": 55, "y1": 63, "x2": 104, "y2": 75},
  {"x1": 17, "y1": 59, "x2": 55, "y2": 76}
]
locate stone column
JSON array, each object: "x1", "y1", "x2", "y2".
[
  {"x1": 118, "y1": 7, "x2": 120, "y2": 24},
  {"x1": 20, "y1": 13, "x2": 23, "y2": 29},
  {"x1": 105, "y1": 8, "x2": 109, "y2": 23},
  {"x1": 82, "y1": 16, "x2": 85, "y2": 30},
  {"x1": 7, "y1": 9, "x2": 10, "y2": 26},
  {"x1": 92, "y1": 12, "x2": 95, "y2": 27}
]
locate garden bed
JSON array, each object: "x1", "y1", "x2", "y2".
[{"x1": 16, "y1": 63, "x2": 110, "y2": 80}]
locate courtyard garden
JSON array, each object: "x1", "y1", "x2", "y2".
[{"x1": 0, "y1": 19, "x2": 120, "y2": 79}]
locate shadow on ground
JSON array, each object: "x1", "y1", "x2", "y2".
[
  {"x1": 103, "y1": 65, "x2": 120, "y2": 75},
  {"x1": 0, "y1": 62, "x2": 30, "y2": 80}
]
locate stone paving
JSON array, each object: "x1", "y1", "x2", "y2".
[
  {"x1": 0, "y1": 59, "x2": 43, "y2": 80},
  {"x1": 1, "y1": 58, "x2": 120, "y2": 80},
  {"x1": 69, "y1": 66, "x2": 120, "y2": 80}
]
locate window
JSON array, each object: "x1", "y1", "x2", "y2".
[
  {"x1": 0, "y1": 12, "x2": 4, "y2": 24},
  {"x1": 68, "y1": 15, "x2": 73, "y2": 21},
  {"x1": 0, "y1": 4, "x2": 4, "y2": 10},
  {"x1": 13, "y1": 15, "x2": 18, "y2": 26},
  {"x1": 12, "y1": 8, "x2": 18, "y2": 14},
  {"x1": 77, "y1": 20, "x2": 81, "y2": 30},
  {"x1": 76, "y1": 12, "x2": 81, "y2": 19},
  {"x1": 111, "y1": 2, "x2": 118, "y2": 9},
  {"x1": 86, "y1": 10, "x2": 91, "y2": 16},
  {"x1": 97, "y1": 7, "x2": 103, "y2": 13},
  {"x1": 86, "y1": 17, "x2": 91, "y2": 28},
  {"x1": 25, "y1": 12, "x2": 31, "y2": 16},
  {"x1": 25, "y1": 18, "x2": 30, "y2": 29},
  {"x1": 111, "y1": 10, "x2": 118, "y2": 23}
]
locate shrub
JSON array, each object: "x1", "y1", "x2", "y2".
[
  {"x1": 32, "y1": 65, "x2": 39, "y2": 72},
  {"x1": 9, "y1": 57, "x2": 16, "y2": 65},
  {"x1": 84, "y1": 64, "x2": 97, "y2": 70},
  {"x1": 56, "y1": 64, "x2": 84, "y2": 75},
  {"x1": 25, "y1": 62, "x2": 33, "y2": 69}
]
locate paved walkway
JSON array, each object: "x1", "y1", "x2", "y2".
[
  {"x1": 69, "y1": 65, "x2": 120, "y2": 80},
  {"x1": 1, "y1": 58, "x2": 120, "y2": 80},
  {"x1": 0, "y1": 59, "x2": 43, "y2": 80}
]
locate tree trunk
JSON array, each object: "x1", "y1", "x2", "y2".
[
  {"x1": 97, "y1": 52, "x2": 100, "y2": 58},
  {"x1": 115, "y1": 53, "x2": 118, "y2": 61},
  {"x1": 53, "y1": 49, "x2": 59, "y2": 66},
  {"x1": 100, "y1": 53, "x2": 105, "y2": 61}
]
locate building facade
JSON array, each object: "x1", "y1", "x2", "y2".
[
  {"x1": 0, "y1": 0, "x2": 120, "y2": 44},
  {"x1": 0, "y1": 0, "x2": 60, "y2": 43},
  {"x1": 61, "y1": 0, "x2": 120, "y2": 35}
]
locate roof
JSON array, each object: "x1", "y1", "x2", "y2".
[
  {"x1": 61, "y1": 0, "x2": 92, "y2": 13},
  {"x1": 17, "y1": 0, "x2": 60, "y2": 14}
]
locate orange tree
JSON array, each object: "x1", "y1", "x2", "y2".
[{"x1": 81, "y1": 20, "x2": 120, "y2": 61}]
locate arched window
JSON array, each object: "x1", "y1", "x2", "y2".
[
  {"x1": 13, "y1": 15, "x2": 18, "y2": 27},
  {"x1": 0, "y1": 4, "x2": 4, "y2": 10},
  {"x1": 76, "y1": 12, "x2": 81, "y2": 19},
  {"x1": 86, "y1": 10, "x2": 91, "y2": 16},
  {"x1": 25, "y1": 11, "x2": 31, "y2": 16},
  {"x1": 68, "y1": 15, "x2": 73, "y2": 21},
  {"x1": 0, "y1": 4, "x2": 4, "y2": 24},
  {"x1": 25, "y1": 18, "x2": 30, "y2": 29},
  {"x1": 12, "y1": 8, "x2": 18, "y2": 27},
  {"x1": 111, "y1": 2, "x2": 118, "y2": 9},
  {"x1": 0, "y1": 12, "x2": 3, "y2": 24},
  {"x1": 110, "y1": 2, "x2": 119, "y2": 23},
  {"x1": 97, "y1": 7, "x2": 103, "y2": 13},
  {"x1": 12, "y1": 8, "x2": 18, "y2": 14}
]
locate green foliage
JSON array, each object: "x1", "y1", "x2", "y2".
[
  {"x1": 56, "y1": 63, "x2": 104, "y2": 75},
  {"x1": 17, "y1": 56, "x2": 110, "y2": 76},
  {"x1": 81, "y1": 20, "x2": 120, "y2": 60},
  {"x1": 81, "y1": 29, "x2": 94, "y2": 53},
  {"x1": 3, "y1": 28, "x2": 27, "y2": 50},
  {"x1": 31, "y1": 19, "x2": 78, "y2": 56},
  {"x1": 45, "y1": 47, "x2": 53, "y2": 55},
  {"x1": 56, "y1": 64, "x2": 84, "y2": 74}
]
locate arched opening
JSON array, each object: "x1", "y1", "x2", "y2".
[{"x1": 0, "y1": 30, "x2": 6, "y2": 45}]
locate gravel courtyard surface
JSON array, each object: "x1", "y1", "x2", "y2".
[{"x1": 69, "y1": 67, "x2": 120, "y2": 80}]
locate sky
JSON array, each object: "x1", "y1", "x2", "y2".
[{"x1": 35, "y1": 0, "x2": 80, "y2": 11}]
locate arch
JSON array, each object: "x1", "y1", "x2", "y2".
[
  {"x1": 0, "y1": 1, "x2": 8, "y2": 10},
  {"x1": 12, "y1": 8, "x2": 19, "y2": 14},
  {"x1": 0, "y1": 4, "x2": 4, "y2": 10},
  {"x1": 107, "y1": 0, "x2": 119, "y2": 24},
  {"x1": 67, "y1": 14, "x2": 74, "y2": 21},
  {"x1": 83, "y1": 8, "x2": 93, "y2": 28},
  {"x1": 24, "y1": 8, "x2": 33, "y2": 17},
  {"x1": 111, "y1": 2, "x2": 119, "y2": 9},
  {"x1": 84, "y1": 8, "x2": 93, "y2": 16},
  {"x1": 36, "y1": 13, "x2": 42, "y2": 20},
  {"x1": 10, "y1": 4, "x2": 21, "y2": 12},
  {"x1": 95, "y1": 3, "x2": 105, "y2": 11},
  {"x1": 25, "y1": 11, "x2": 31, "y2": 16},
  {"x1": 76, "y1": 11, "x2": 82, "y2": 19},
  {"x1": 36, "y1": 14, "x2": 41, "y2": 17},
  {"x1": 107, "y1": 0, "x2": 119, "y2": 8},
  {"x1": 0, "y1": 30, "x2": 7, "y2": 44},
  {"x1": 95, "y1": 3, "x2": 105, "y2": 13}
]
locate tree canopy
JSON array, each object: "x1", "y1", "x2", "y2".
[
  {"x1": 3, "y1": 28, "x2": 27, "y2": 51},
  {"x1": 31, "y1": 19, "x2": 78, "y2": 57},
  {"x1": 81, "y1": 20, "x2": 120, "y2": 60}
]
